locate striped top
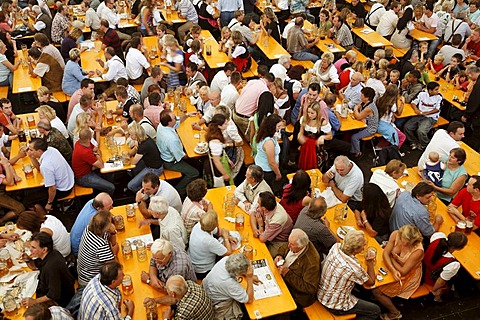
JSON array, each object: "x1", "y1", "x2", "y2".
[
  {"x1": 317, "y1": 243, "x2": 370, "y2": 311},
  {"x1": 77, "y1": 229, "x2": 115, "y2": 286}
]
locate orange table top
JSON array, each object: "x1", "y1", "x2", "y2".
[
  {"x1": 304, "y1": 21, "x2": 346, "y2": 54},
  {"x1": 142, "y1": 36, "x2": 171, "y2": 75},
  {"x1": 256, "y1": 31, "x2": 291, "y2": 60},
  {"x1": 459, "y1": 141, "x2": 480, "y2": 176},
  {"x1": 160, "y1": 9, "x2": 186, "y2": 23},
  {"x1": 173, "y1": 97, "x2": 204, "y2": 159},
  {"x1": 200, "y1": 30, "x2": 230, "y2": 69},
  {"x1": 352, "y1": 26, "x2": 392, "y2": 48},
  {"x1": 12, "y1": 57, "x2": 41, "y2": 94},
  {"x1": 427, "y1": 70, "x2": 466, "y2": 111},
  {"x1": 206, "y1": 186, "x2": 298, "y2": 319},
  {"x1": 410, "y1": 28, "x2": 438, "y2": 41}
]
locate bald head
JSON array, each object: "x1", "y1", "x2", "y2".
[
  {"x1": 166, "y1": 275, "x2": 188, "y2": 297},
  {"x1": 209, "y1": 91, "x2": 221, "y2": 107},
  {"x1": 92, "y1": 193, "x2": 113, "y2": 210},
  {"x1": 78, "y1": 127, "x2": 92, "y2": 142}
]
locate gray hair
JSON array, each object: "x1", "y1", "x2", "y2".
[
  {"x1": 69, "y1": 48, "x2": 81, "y2": 61},
  {"x1": 334, "y1": 155, "x2": 351, "y2": 167},
  {"x1": 290, "y1": 229, "x2": 309, "y2": 248},
  {"x1": 149, "y1": 196, "x2": 169, "y2": 215},
  {"x1": 214, "y1": 104, "x2": 231, "y2": 119},
  {"x1": 467, "y1": 65, "x2": 480, "y2": 74},
  {"x1": 37, "y1": 119, "x2": 52, "y2": 131},
  {"x1": 278, "y1": 54, "x2": 290, "y2": 66},
  {"x1": 341, "y1": 229, "x2": 365, "y2": 255},
  {"x1": 306, "y1": 197, "x2": 327, "y2": 219},
  {"x1": 32, "y1": 5, "x2": 41, "y2": 14},
  {"x1": 150, "y1": 239, "x2": 173, "y2": 256},
  {"x1": 248, "y1": 164, "x2": 264, "y2": 182},
  {"x1": 308, "y1": 76, "x2": 320, "y2": 86},
  {"x1": 225, "y1": 253, "x2": 250, "y2": 278},
  {"x1": 166, "y1": 275, "x2": 188, "y2": 296}
]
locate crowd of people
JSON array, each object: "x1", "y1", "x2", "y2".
[{"x1": 0, "y1": 0, "x2": 479, "y2": 319}]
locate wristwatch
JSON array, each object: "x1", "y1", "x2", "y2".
[{"x1": 146, "y1": 278, "x2": 150, "y2": 284}]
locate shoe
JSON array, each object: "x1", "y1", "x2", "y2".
[
  {"x1": 410, "y1": 143, "x2": 417, "y2": 150},
  {"x1": 380, "y1": 312, "x2": 402, "y2": 320},
  {"x1": 352, "y1": 152, "x2": 362, "y2": 158}
]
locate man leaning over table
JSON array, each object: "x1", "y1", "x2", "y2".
[
  {"x1": 234, "y1": 164, "x2": 272, "y2": 214},
  {"x1": 140, "y1": 239, "x2": 197, "y2": 292},
  {"x1": 317, "y1": 229, "x2": 380, "y2": 320},
  {"x1": 322, "y1": 155, "x2": 364, "y2": 211},
  {"x1": 126, "y1": 37, "x2": 151, "y2": 85},
  {"x1": 0, "y1": 98, "x2": 21, "y2": 135},
  {"x1": 390, "y1": 182, "x2": 444, "y2": 237},
  {"x1": 67, "y1": 78, "x2": 95, "y2": 122},
  {"x1": 274, "y1": 229, "x2": 321, "y2": 310},
  {"x1": 448, "y1": 175, "x2": 480, "y2": 231},
  {"x1": 26, "y1": 138, "x2": 74, "y2": 212},
  {"x1": 286, "y1": 16, "x2": 319, "y2": 63},
  {"x1": 95, "y1": 46, "x2": 128, "y2": 98},
  {"x1": 156, "y1": 109, "x2": 198, "y2": 199},
  {"x1": 251, "y1": 191, "x2": 293, "y2": 257},
  {"x1": 329, "y1": 15, "x2": 354, "y2": 51},
  {"x1": 27, "y1": 46, "x2": 64, "y2": 93},
  {"x1": 79, "y1": 262, "x2": 135, "y2": 320}
]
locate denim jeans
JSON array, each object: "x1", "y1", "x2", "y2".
[
  {"x1": 350, "y1": 129, "x2": 374, "y2": 153},
  {"x1": 163, "y1": 160, "x2": 199, "y2": 198},
  {"x1": 76, "y1": 172, "x2": 115, "y2": 195},
  {"x1": 326, "y1": 299, "x2": 381, "y2": 320},
  {"x1": 127, "y1": 166, "x2": 164, "y2": 193},
  {"x1": 404, "y1": 116, "x2": 436, "y2": 148},
  {"x1": 427, "y1": 38, "x2": 442, "y2": 60},
  {"x1": 220, "y1": 11, "x2": 234, "y2": 28},
  {"x1": 292, "y1": 50, "x2": 319, "y2": 62}
]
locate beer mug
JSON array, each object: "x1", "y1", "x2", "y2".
[
  {"x1": 125, "y1": 204, "x2": 136, "y2": 222},
  {"x1": 243, "y1": 245, "x2": 257, "y2": 261},
  {"x1": 465, "y1": 218, "x2": 474, "y2": 235},
  {"x1": 206, "y1": 44, "x2": 212, "y2": 55},
  {"x1": 454, "y1": 220, "x2": 466, "y2": 233},
  {"x1": 310, "y1": 170, "x2": 318, "y2": 189},
  {"x1": 18, "y1": 129, "x2": 26, "y2": 142},
  {"x1": 334, "y1": 204, "x2": 348, "y2": 224},
  {"x1": 113, "y1": 215, "x2": 125, "y2": 233},
  {"x1": 145, "y1": 304, "x2": 158, "y2": 320},
  {"x1": 135, "y1": 240, "x2": 147, "y2": 262},
  {"x1": 106, "y1": 111, "x2": 114, "y2": 125},
  {"x1": 235, "y1": 213, "x2": 244, "y2": 232},
  {"x1": 22, "y1": 164, "x2": 34, "y2": 179},
  {"x1": 5, "y1": 222, "x2": 14, "y2": 234},
  {"x1": 365, "y1": 246, "x2": 377, "y2": 263},
  {"x1": 122, "y1": 274, "x2": 134, "y2": 295},
  {"x1": 27, "y1": 115, "x2": 35, "y2": 128},
  {"x1": 121, "y1": 240, "x2": 133, "y2": 259}
]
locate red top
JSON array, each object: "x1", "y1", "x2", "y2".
[
  {"x1": 279, "y1": 184, "x2": 306, "y2": 223},
  {"x1": 467, "y1": 40, "x2": 480, "y2": 57},
  {"x1": 71, "y1": 141, "x2": 97, "y2": 178},
  {"x1": 431, "y1": 62, "x2": 444, "y2": 72},
  {"x1": 423, "y1": 238, "x2": 456, "y2": 286},
  {"x1": 0, "y1": 113, "x2": 11, "y2": 134},
  {"x1": 451, "y1": 188, "x2": 480, "y2": 227}
]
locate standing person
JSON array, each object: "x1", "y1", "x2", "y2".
[
  {"x1": 126, "y1": 37, "x2": 151, "y2": 84},
  {"x1": 205, "y1": 114, "x2": 234, "y2": 187},
  {"x1": 51, "y1": 4, "x2": 70, "y2": 44},
  {"x1": 317, "y1": 230, "x2": 380, "y2": 319},
  {"x1": 350, "y1": 87, "x2": 379, "y2": 158},
  {"x1": 218, "y1": 0, "x2": 243, "y2": 27},
  {"x1": 161, "y1": 36, "x2": 185, "y2": 89},
  {"x1": 461, "y1": 65, "x2": 480, "y2": 150}
]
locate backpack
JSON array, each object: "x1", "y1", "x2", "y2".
[{"x1": 377, "y1": 145, "x2": 402, "y2": 166}]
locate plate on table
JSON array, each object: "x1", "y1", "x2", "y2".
[
  {"x1": 194, "y1": 144, "x2": 208, "y2": 155},
  {"x1": 337, "y1": 226, "x2": 355, "y2": 239}
]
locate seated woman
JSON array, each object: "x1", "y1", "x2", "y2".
[
  {"x1": 260, "y1": 7, "x2": 281, "y2": 43},
  {"x1": 350, "y1": 87, "x2": 379, "y2": 158},
  {"x1": 354, "y1": 183, "x2": 392, "y2": 243},
  {"x1": 36, "y1": 105, "x2": 68, "y2": 139},
  {"x1": 36, "y1": 86, "x2": 66, "y2": 123},
  {"x1": 297, "y1": 101, "x2": 332, "y2": 171},
  {"x1": 16, "y1": 211, "x2": 71, "y2": 257},
  {"x1": 61, "y1": 27, "x2": 83, "y2": 61},
  {"x1": 0, "y1": 40, "x2": 18, "y2": 88},
  {"x1": 188, "y1": 210, "x2": 235, "y2": 279},
  {"x1": 62, "y1": 48, "x2": 94, "y2": 96},
  {"x1": 181, "y1": 178, "x2": 213, "y2": 238},
  {"x1": 228, "y1": 30, "x2": 252, "y2": 73},
  {"x1": 312, "y1": 52, "x2": 340, "y2": 89},
  {"x1": 377, "y1": 84, "x2": 406, "y2": 147},
  {"x1": 72, "y1": 112, "x2": 100, "y2": 146},
  {"x1": 126, "y1": 123, "x2": 164, "y2": 193},
  {"x1": 425, "y1": 147, "x2": 467, "y2": 204},
  {"x1": 218, "y1": 26, "x2": 234, "y2": 53},
  {"x1": 370, "y1": 160, "x2": 407, "y2": 207},
  {"x1": 206, "y1": 114, "x2": 234, "y2": 187},
  {"x1": 423, "y1": 232, "x2": 468, "y2": 302},
  {"x1": 280, "y1": 170, "x2": 312, "y2": 223},
  {"x1": 372, "y1": 225, "x2": 424, "y2": 320}
]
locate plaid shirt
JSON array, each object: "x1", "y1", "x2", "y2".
[
  {"x1": 181, "y1": 197, "x2": 210, "y2": 237},
  {"x1": 50, "y1": 306, "x2": 74, "y2": 320},
  {"x1": 150, "y1": 246, "x2": 197, "y2": 283},
  {"x1": 79, "y1": 274, "x2": 123, "y2": 320},
  {"x1": 175, "y1": 281, "x2": 214, "y2": 320}
]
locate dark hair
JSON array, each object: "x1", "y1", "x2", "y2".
[
  {"x1": 284, "y1": 170, "x2": 311, "y2": 204},
  {"x1": 100, "y1": 19, "x2": 109, "y2": 28},
  {"x1": 88, "y1": 210, "x2": 112, "y2": 236},
  {"x1": 224, "y1": 61, "x2": 237, "y2": 72},
  {"x1": 100, "y1": 261, "x2": 122, "y2": 286},
  {"x1": 324, "y1": 93, "x2": 336, "y2": 106},
  {"x1": 257, "y1": 64, "x2": 269, "y2": 77},
  {"x1": 287, "y1": 65, "x2": 305, "y2": 80},
  {"x1": 412, "y1": 182, "x2": 435, "y2": 198},
  {"x1": 0, "y1": 98, "x2": 10, "y2": 108},
  {"x1": 425, "y1": 2, "x2": 434, "y2": 11},
  {"x1": 450, "y1": 147, "x2": 466, "y2": 165},
  {"x1": 28, "y1": 46, "x2": 42, "y2": 59},
  {"x1": 427, "y1": 81, "x2": 440, "y2": 91},
  {"x1": 23, "y1": 302, "x2": 53, "y2": 320},
  {"x1": 257, "y1": 91, "x2": 275, "y2": 125},
  {"x1": 31, "y1": 138, "x2": 48, "y2": 152},
  {"x1": 80, "y1": 78, "x2": 94, "y2": 88},
  {"x1": 471, "y1": 175, "x2": 480, "y2": 189},
  {"x1": 130, "y1": 37, "x2": 141, "y2": 50},
  {"x1": 230, "y1": 71, "x2": 242, "y2": 85},
  {"x1": 243, "y1": 14, "x2": 253, "y2": 26},
  {"x1": 360, "y1": 183, "x2": 392, "y2": 222},
  {"x1": 115, "y1": 85, "x2": 128, "y2": 99},
  {"x1": 142, "y1": 172, "x2": 160, "y2": 188},
  {"x1": 320, "y1": 9, "x2": 330, "y2": 18},
  {"x1": 259, "y1": 191, "x2": 277, "y2": 211},
  {"x1": 377, "y1": 84, "x2": 399, "y2": 119},
  {"x1": 187, "y1": 62, "x2": 198, "y2": 72},
  {"x1": 31, "y1": 231, "x2": 53, "y2": 253},
  {"x1": 430, "y1": 232, "x2": 467, "y2": 264},
  {"x1": 186, "y1": 179, "x2": 208, "y2": 202},
  {"x1": 452, "y1": 53, "x2": 464, "y2": 63},
  {"x1": 248, "y1": 164, "x2": 264, "y2": 182},
  {"x1": 308, "y1": 82, "x2": 320, "y2": 93},
  {"x1": 410, "y1": 69, "x2": 421, "y2": 80},
  {"x1": 264, "y1": 73, "x2": 275, "y2": 83},
  {"x1": 205, "y1": 114, "x2": 226, "y2": 143},
  {"x1": 149, "y1": 92, "x2": 161, "y2": 106},
  {"x1": 397, "y1": 8, "x2": 413, "y2": 31},
  {"x1": 446, "y1": 121, "x2": 464, "y2": 134},
  {"x1": 116, "y1": 78, "x2": 128, "y2": 87},
  {"x1": 255, "y1": 114, "x2": 282, "y2": 143},
  {"x1": 452, "y1": 34, "x2": 462, "y2": 46},
  {"x1": 160, "y1": 109, "x2": 173, "y2": 126},
  {"x1": 361, "y1": 87, "x2": 376, "y2": 102},
  {"x1": 33, "y1": 33, "x2": 49, "y2": 46},
  {"x1": 16, "y1": 211, "x2": 46, "y2": 233}
]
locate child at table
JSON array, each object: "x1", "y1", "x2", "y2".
[
  {"x1": 183, "y1": 24, "x2": 202, "y2": 52},
  {"x1": 424, "y1": 151, "x2": 446, "y2": 187},
  {"x1": 437, "y1": 53, "x2": 463, "y2": 81},
  {"x1": 186, "y1": 39, "x2": 206, "y2": 72},
  {"x1": 388, "y1": 69, "x2": 401, "y2": 88},
  {"x1": 427, "y1": 54, "x2": 445, "y2": 73},
  {"x1": 228, "y1": 30, "x2": 252, "y2": 73},
  {"x1": 452, "y1": 70, "x2": 470, "y2": 91},
  {"x1": 384, "y1": 47, "x2": 399, "y2": 65},
  {"x1": 419, "y1": 41, "x2": 429, "y2": 62}
]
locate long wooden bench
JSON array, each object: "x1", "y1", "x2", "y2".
[
  {"x1": 352, "y1": 47, "x2": 368, "y2": 63},
  {"x1": 53, "y1": 91, "x2": 69, "y2": 103},
  {"x1": 160, "y1": 169, "x2": 182, "y2": 181},
  {"x1": 410, "y1": 284, "x2": 432, "y2": 299},
  {"x1": 133, "y1": 83, "x2": 143, "y2": 92},
  {"x1": 292, "y1": 60, "x2": 314, "y2": 69},
  {"x1": 243, "y1": 59, "x2": 259, "y2": 79},
  {"x1": 432, "y1": 116, "x2": 449, "y2": 128},
  {"x1": 304, "y1": 301, "x2": 356, "y2": 320}
]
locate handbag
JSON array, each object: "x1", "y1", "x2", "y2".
[{"x1": 208, "y1": 150, "x2": 225, "y2": 188}]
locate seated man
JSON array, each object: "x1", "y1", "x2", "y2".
[
  {"x1": 234, "y1": 164, "x2": 273, "y2": 214},
  {"x1": 0, "y1": 98, "x2": 21, "y2": 135},
  {"x1": 322, "y1": 155, "x2": 364, "y2": 210},
  {"x1": 400, "y1": 69, "x2": 423, "y2": 104},
  {"x1": 125, "y1": 37, "x2": 151, "y2": 84},
  {"x1": 251, "y1": 191, "x2": 293, "y2": 257},
  {"x1": 448, "y1": 175, "x2": 480, "y2": 230},
  {"x1": 72, "y1": 128, "x2": 115, "y2": 195},
  {"x1": 67, "y1": 78, "x2": 95, "y2": 122},
  {"x1": 141, "y1": 239, "x2": 196, "y2": 292},
  {"x1": 144, "y1": 275, "x2": 214, "y2": 320},
  {"x1": 22, "y1": 232, "x2": 75, "y2": 308},
  {"x1": 181, "y1": 178, "x2": 213, "y2": 237},
  {"x1": 390, "y1": 182, "x2": 444, "y2": 236},
  {"x1": 27, "y1": 46, "x2": 64, "y2": 92},
  {"x1": 329, "y1": 15, "x2": 354, "y2": 51},
  {"x1": 139, "y1": 196, "x2": 187, "y2": 250},
  {"x1": 37, "y1": 119, "x2": 72, "y2": 162},
  {"x1": 274, "y1": 229, "x2": 321, "y2": 308},
  {"x1": 286, "y1": 16, "x2": 319, "y2": 62},
  {"x1": 404, "y1": 81, "x2": 442, "y2": 151},
  {"x1": 70, "y1": 192, "x2": 114, "y2": 256},
  {"x1": 79, "y1": 262, "x2": 134, "y2": 320},
  {"x1": 203, "y1": 254, "x2": 257, "y2": 319},
  {"x1": 317, "y1": 230, "x2": 380, "y2": 319},
  {"x1": 338, "y1": 72, "x2": 363, "y2": 109},
  {"x1": 294, "y1": 197, "x2": 337, "y2": 256}
]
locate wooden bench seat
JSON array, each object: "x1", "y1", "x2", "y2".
[
  {"x1": 53, "y1": 92, "x2": 69, "y2": 103},
  {"x1": 304, "y1": 301, "x2": 356, "y2": 320},
  {"x1": 387, "y1": 46, "x2": 408, "y2": 58},
  {"x1": 0, "y1": 86, "x2": 8, "y2": 99},
  {"x1": 133, "y1": 83, "x2": 143, "y2": 92},
  {"x1": 161, "y1": 169, "x2": 182, "y2": 181},
  {"x1": 410, "y1": 284, "x2": 432, "y2": 299},
  {"x1": 291, "y1": 60, "x2": 314, "y2": 69},
  {"x1": 243, "y1": 59, "x2": 258, "y2": 79},
  {"x1": 432, "y1": 116, "x2": 449, "y2": 128},
  {"x1": 58, "y1": 185, "x2": 94, "y2": 201},
  {"x1": 361, "y1": 132, "x2": 383, "y2": 141},
  {"x1": 352, "y1": 47, "x2": 368, "y2": 63}
]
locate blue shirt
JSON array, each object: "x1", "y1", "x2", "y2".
[
  {"x1": 291, "y1": 87, "x2": 307, "y2": 125},
  {"x1": 156, "y1": 124, "x2": 185, "y2": 163},
  {"x1": 344, "y1": 83, "x2": 363, "y2": 109},
  {"x1": 79, "y1": 274, "x2": 122, "y2": 320},
  {"x1": 70, "y1": 199, "x2": 97, "y2": 256},
  {"x1": 327, "y1": 108, "x2": 341, "y2": 135},
  {"x1": 218, "y1": 0, "x2": 243, "y2": 12},
  {"x1": 390, "y1": 191, "x2": 435, "y2": 236},
  {"x1": 255, "y1": 137, "x2": 280, "y2": 172},
  {"x1": 62, "y1": 60, "x2": 87, "y2": 96}
]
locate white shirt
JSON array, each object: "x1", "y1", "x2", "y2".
[
  {"x1": 155, "y1": 180, "x2": 183, "y2": 213},
  {"x1": 85, "y1": 7, "x2": 101, "y2": 30},
  {"x1": 42, "y1": 215, "x2": 71, "y2": 257},
  {"x1": 443, "y1": 19, "x2": 471, "y2": 42},
  {"x1": 96, "y1": 1, "x2": 106, "y2": 18},
  {"x1": 220, "y1": 84, "x2": 239, "y2": 111},
  {"x1": 33, "y1": 13, "x2": 47, "y2": 31},
  {"x1": 376, "y1": 9, "x2": 398, "y2": 37},
  {"x1": 282, "y1": 21, "x2": 295, "y2": 39},
  {"x1": 101, "y1": 7, "x2": 120, "y2": 28},
  {"x1": 421, "y1": 13, "x2": 443, "y2": 36},
  {"x1": 51, "y1": 117, "x2": 69, "y2": 138},
  {"x1": 126, "y1": 48, "x2": 150, "y2": 80},
  {"x1": 370, "y1": 169, "x2": 401, "y2": 207},
  {"x1": 365, "y1": 78, "x2": 386, "y2": 102},
  {"x1": 270, "y1": 63, "x2": 288, "y2": 81},
  {"x1": 152, "y1": 8, "x2": 164, "y2": 26},
  {"x1": 68, "y1": 105, "x2": 89, "y2": 137},
  {"x1": 224, "y1": 119, "x2": 243, "y2": 144},
  {"x1": 102, "y1": 56, "x2": 128, "y2": 82},
  {"x1": 158, "y1": 207, "x2": 188, "y2": 250},
  {"x1": 366, "y1": 3, "x2": 386, "y2": 27},
  {"x1": 210, "y1": 71, "x2": 229, "y2": 93},
  {"x1": 188, "y1": 223, "x2": 228, "y2": 273},
  {"x1": 413, "y1": 91, "x2": 442, "y2": 120},
  {"x1": 418, "y1": 129, "x2": 459, "y2": 169}
]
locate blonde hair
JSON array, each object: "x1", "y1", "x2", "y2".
[
  {"x1": 36, "y1": 86, "x2": 52, "y2": 98},
  {"x1": 200, "y1": 210, "x2": 218, "y2": 233},
  {"x1": 69, "y1": 27, "x2": 83, "y2": 40},
  {"x1": 434, "y1": 54, "x2": 445, "y2": 62},
  {"x1": 35, "y1": 105, "x2": 56, "y2": 120},
  {"x1": 128, "y1": 122, "x2": 148, "y2": 143},
  {"x1": 232, "y1": 30, "x2": 244, "y2": 45},
  {"x1": 69, "y1": 48, "x2": 81, "y2": 61},
  {"x1": 385, "y1": 159, "x2": 406, "y2": 176},
  {"x1": 397, "y1": 224, "x2": 423, "y2": 246},
  {"x1": 301, "y1": 101, "x2": 324, "y2": 129},
  {"x1": 374, "y1": 49, "x2": 385, "y2": 59},
  {"x1": 352, "y1": 61, "x2": 365, "y2": 73},
  {"x1": 344, "y1": 50, "x2": 357, "y2": 61},
  {"x1": 378, "y1": 59, "x2": 389, "y2": 70},
  {"x1": 164, "y1": 34, "x2": 179, "y2": 48},
  {"x1": 321, "y1": 52, "x2": 335, "y2": 64},
  {"x1": 74, "y1": 112, "x2": 91, "y2": 136},
  {"x1": 221, "y1": 26, "x2": 231, "y2": 41},
  {"x1": 341, "y1": 229, "x2": 366, "y2": 255}
]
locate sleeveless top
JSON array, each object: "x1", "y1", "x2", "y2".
[
  {"x1": 255, "y1": 137, "x2": 280, "y2": 172},
  {"x1": 362, "y1": 101, "x2": 379, "y2": 134},
  {"x1": 423, "y1": 238, "x2": 456, "y2": 286}
]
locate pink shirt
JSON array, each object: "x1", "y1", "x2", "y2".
[
  {"x1": 67, "y1": 89, "x2": 83, "y2": 121},
  {"x1": 144, "y1": 104, "x2": 164, "y2": 128},
  {"x1": 234, "y1": 78, "x2": 269, "y2": 117}
]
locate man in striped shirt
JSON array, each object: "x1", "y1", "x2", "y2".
[{"x1": 317, "y1": 229, "x2": 380, "y2": 319}]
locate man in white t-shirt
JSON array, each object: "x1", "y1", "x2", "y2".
[
  {"x1": 210, "y1": 62, "x2": 236, "y2": 93},
  {"x1": 270, "y1": 55, "x2": 291, "y2": 81},
  {"x1": 365, "y1": 0, "x2": 386, "y2": 29},
  {"x1": 414, "y1": 2, "x2": 442, "y2": 58},
  {"x1": 125, "y1": 37, "x2": 151, "y2": 84}
]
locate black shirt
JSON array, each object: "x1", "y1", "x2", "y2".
[
  {"x1": 121, "y1": 98, "x2": 135, "y2": 123},
  {"x1": 34, "y1": 250, "x2": 75, "y2": 307},
  {"x1": 137, "y1": 137, "x2": 164, "y2": 169},
  {"x1": 349, "y1": 3, "x2": 367, "y2": 19}
]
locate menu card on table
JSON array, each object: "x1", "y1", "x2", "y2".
[{"x1": 252, "y1": 259, "x2": 282, "y2": 300}]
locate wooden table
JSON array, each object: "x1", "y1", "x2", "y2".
[
  {"x1": 200, "y1": 30, "x2": 230, "y2": 69},
  {"x1": 459, "y1": 141, "x2": 480, "y2": 176},
  {"x1": 304, "y1": 21, "x2": 346, "y2": 54},
  {"x1": 256, "y1": 30, "x2": 291, "y2": 61},
  {"x1": 426, "y1": 71, "x2": 466, "y2": 111},
  {"x1": 160, "y1": 9, "x2": 186, "y2": 23},
  {"x1": 206, "y1": 186, "x2": 298, "y2": 319},
  {"x1": 142, "y1": 36, "x2": 171, "y2": 75},
  {"x1": 352, "y1": 26, "x2": 392, "y2": 48},
  {"x1": 174, "y1": 97, "x2": 205, "y2": 159},
  {"x1": 12, "y1": 57, "x2": 41, "y2": 94},
  {"x1": 396, "y1": 103, "x2": 417, "y2": 119},
  {"x1": 410, "y1": 28, "x2": 438, "y2": 41}
]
